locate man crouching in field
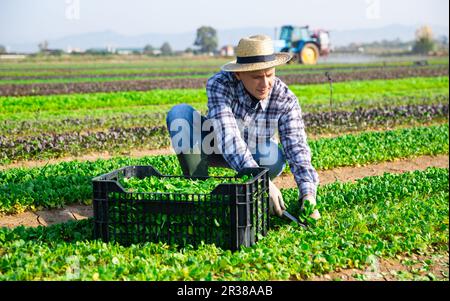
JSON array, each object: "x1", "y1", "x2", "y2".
[{"x1": 166, "y1": 35, "x2": 320, "y2": 219}]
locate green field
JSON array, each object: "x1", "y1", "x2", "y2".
[{"x1": 0, "y1": 56, "x2": 448, "y2": 281}]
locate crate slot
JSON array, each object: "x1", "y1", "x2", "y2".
[{"x1": 92, "y1": 165, "x2": 269, "y2": 251}]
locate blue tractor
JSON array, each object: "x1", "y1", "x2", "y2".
[{"x1": 274, "y1": 25, "x2": 331, "y2": 65}]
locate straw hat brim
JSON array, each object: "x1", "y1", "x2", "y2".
[{"x1": 221, "y1": 52, "x2": 294, "y2": 72}]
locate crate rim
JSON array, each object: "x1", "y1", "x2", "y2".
[{"x1": 92, "y1": 165, "x2": 269, "y2": 196}]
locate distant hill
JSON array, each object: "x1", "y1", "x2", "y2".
[{"x1": 7, "y1": 24, "x2": 449, "y2": 53}]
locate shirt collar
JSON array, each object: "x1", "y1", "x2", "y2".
[
  {"x1": 240, "y1": 83, "x2": 270, "y2": 112},
  {"x1": 259, "y1": 97, "x2": 269, "y2": 111}
]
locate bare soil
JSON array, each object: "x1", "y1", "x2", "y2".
[
  {"x1": 0, "y1": 204, "x2": 94, "y2": 228},
  {"x1": 0, "y1": 147, "x2": 175, "y2": 171},
  {"x1": 308, "y1": 252, "x2": 449, "y2": 281},
  {"x1": 274, "y1": 154, "x2": 449, "y2": 189}
]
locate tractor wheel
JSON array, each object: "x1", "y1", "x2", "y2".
[{"x1": 300, "y1": 44, "x2": 319, "y2": 65}]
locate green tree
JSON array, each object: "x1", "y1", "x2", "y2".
[
  {"x1": 160, "y1": 42, "x2": 172, "y2": 56},
  {"x1": 194, "y1": 26, "x2": 218, "y2": 53},
  {"x1": 38, "y1": 40, "x2": 49, "y2": 52},
  {"x1": 0, "y1": 45, "x2": 6, "y2": 54},
  {"x1": 143, "y1": 44, "x2": 154, "y2": 55},
  {"x1": 412, "y1": 25, "x2": 435, "y2": 54}
]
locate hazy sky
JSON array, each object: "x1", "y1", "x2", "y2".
[{"x1": 1, "y1": 0, "x2": 448, "y2": 43}]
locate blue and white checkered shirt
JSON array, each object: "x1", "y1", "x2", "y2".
[{"x1": 206, "y1": 70, "x2": 319, "y2": 199}]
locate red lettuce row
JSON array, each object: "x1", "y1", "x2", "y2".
[
  {"x1": 1, "y1": 66, "x2": 447, "y2": 96},
  {"x1": 1, "y1": 103, "x2": 447, "y2": 163}
]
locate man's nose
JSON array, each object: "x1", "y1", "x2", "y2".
[{"x1": 260, "y1": 76, "x2": 269, "y2": 88}]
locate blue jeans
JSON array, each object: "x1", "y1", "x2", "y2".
[{"x1": 166, "y1": 104, "x2": 286, "y2": 179}]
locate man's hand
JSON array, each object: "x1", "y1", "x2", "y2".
[
  {"x1": 301, "y1": 195, "x2": 321, "y2": 220},
  {"x1": 268, "y1": 180, "x2": 286, "y2": 216}
]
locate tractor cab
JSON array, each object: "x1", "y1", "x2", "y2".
[
  {"x1": 279, "y1": 26, "x2": 313, "y2": 52},
  {"x1": 274, "y1": 25, "x2": 330, "y2": 64}
]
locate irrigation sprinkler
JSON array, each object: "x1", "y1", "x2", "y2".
[{"x1": 325, "y1": 71, "x2": 333, "y2": 122}]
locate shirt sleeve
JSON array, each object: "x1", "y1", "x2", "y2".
[
  {"x1": 278, "y1": 95, "x2": 319, "y2": 200},
  {"x1": 206, "y1": 77, "x2": 259, "y2": 171}
]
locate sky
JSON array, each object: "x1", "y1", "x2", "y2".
[{"x1": 0, "y1": 0, "x2": 448, "y2": 44}]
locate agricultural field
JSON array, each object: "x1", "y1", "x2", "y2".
[{"x1": 0, "y1": 55, "x2": 448, "y2": 281}]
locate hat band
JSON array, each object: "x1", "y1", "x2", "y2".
[{"x1": 236, "y1": 54, "x2": 276, "y2": 64}]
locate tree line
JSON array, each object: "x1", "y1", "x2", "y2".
[
  {"x1": 0, "y1": 25, "x2": 447, "y2": 56},
  {"x1": 142, "y1": 26, "x2": 218, "y2": 55}
]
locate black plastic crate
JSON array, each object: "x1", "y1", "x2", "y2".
[{"x1": 92, "y1": 165, "x2": 269, "y2": 251}]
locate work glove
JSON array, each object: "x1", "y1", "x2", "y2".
[
  {"x1": 300, "y1": 194, "x2": 321, "y2": 220},
  {"x1": 268, "y1": 180, "x2": 286, "y2": 216}
]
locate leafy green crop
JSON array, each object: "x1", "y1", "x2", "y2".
[
  {"x1": 1, "y1": 76, "x2": 446, "y2": 117},
  {"x1": 308, "y1": 123, "x2": 449, "y2": 170},
  {"x1": 0, "y1": 167, "x2": 447, "y2": 280},
  {"x1": 0, "y1": 56, "x2": 446, "y2": 73},
  {"x1": 106, "y1": 173, "x2": 261, "y2": 248},
  {"x1": 1, "y1": 103, "x2": 447, "y2": 164},
  {"x1": 0, "y1": 124, "x2": 447, "y2": 214},
  {"x1": 120, "y1": 175, "x2": 250, "y2": 194}
]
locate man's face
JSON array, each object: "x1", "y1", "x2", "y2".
[{"x1": 235, "y1": 68, "x2": 275, "y2": 100}]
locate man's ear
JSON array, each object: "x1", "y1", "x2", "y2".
[{"x1": 234, "y1": 72, "x2": 241, "y2": 80}]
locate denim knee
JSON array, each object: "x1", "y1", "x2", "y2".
[
  {"x1": 166, "y1": 103, "x2": 195, "y2": 127},
  {"x1": 253, "y1": 141, "x2": 286, "y2": 180},
  {"x1": 267, "y1": 146, "x2": 286, "y2": 180},
  {"x1": 166, "y1": 103, "x2": 207, "y2": 153}
]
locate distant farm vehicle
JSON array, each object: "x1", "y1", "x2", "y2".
[{"x1": 274, "y1": 25, "x2": 331, "y2": 65}]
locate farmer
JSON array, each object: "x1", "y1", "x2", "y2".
[{"x1": 166, "y1": 35, "x2": 320, "y2": 219}]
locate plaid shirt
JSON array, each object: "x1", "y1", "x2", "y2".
[{"x1": 206, "y1": 70, "x2": 319, "y2": 199}]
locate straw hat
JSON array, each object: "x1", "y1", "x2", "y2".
[{"x1": 221, "y1": 35, "x2": 293, "y2": 72}]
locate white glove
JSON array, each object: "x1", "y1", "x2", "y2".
[
  {"x1": 302, "y1": 195, "x2": 321, "y2": 220},
  {"x1": 268, "y1": 180, "x2": 286, "y2": 216}
]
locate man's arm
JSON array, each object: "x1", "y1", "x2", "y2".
[
  {"x1": 206, "y1": 77, "x2": 258, "y2": 171},
  {"x1": 278, "y1": 98, "x2": 319, "y2": 200}
]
